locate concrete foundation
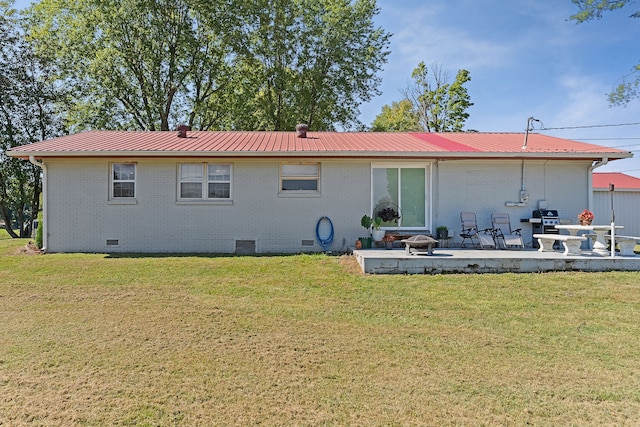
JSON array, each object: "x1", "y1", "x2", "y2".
[{"x1": 353, "y1": 247, "x2": 640, "y2": 274}]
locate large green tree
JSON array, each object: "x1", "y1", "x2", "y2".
[
  {"x1": 24, "y1": 0, "x2": 390, "y2": 131},
  {"x1": 24, "y1": 0, "x2": 233, "y2": 131},
  {"x1": 0, "y1": 0, "x2": 64, "y2": 237},
  {"x1": 372, "y1": 62, "x2": 473, "y2": 132},
  {"x1": 570, "y1": 0, "x2": 639, "y2": 105}
]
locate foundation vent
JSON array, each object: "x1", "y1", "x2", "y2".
[
  {"x1": 106, "y1": 239, "x2": 119, "y2": 247},
  {"x1": 301, "y1": 240, "x2": 315, "y2": 247},
  {"x1": 235, "y1": 240, "x2": 256, "y2": 255}
]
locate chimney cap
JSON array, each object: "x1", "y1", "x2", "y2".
[
  {"x1": 295, "y1": 123, "x2": 309, "y2": 138},
  {"x1": 177, "y1": 124, "x2": 190, "y2": 138}
]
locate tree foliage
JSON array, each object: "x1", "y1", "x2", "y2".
[
  {"x1": 370, "y1": 99, "x2": 421, "y2": 132},
  {"x1": 570, "y1": 0, "x2": 640, "y2": 106},
  {"x1": 24, "y1": 0, "x2": 391, "y2": 131},
  {"x1": 0, "y1": 0, "x2": 64, "y2": 237},
  {"x1": 373, "y1": 61, "x2": 472, "y2": 132}
]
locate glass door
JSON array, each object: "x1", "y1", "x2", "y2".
[{"x1": 372, "y1": 166, "x2": 428, "y2": 229}]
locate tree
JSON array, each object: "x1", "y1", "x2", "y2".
[
  {"x1": 24, "y1": 0, "x2": 391, "y2": 131},
  {"x1": 24, "y1": 0, "x2": 234, "y2": 131},
  {"x1": 374, "y1": 62, "x2": 473, "y2": 132},
  {"x1": 570, "y1": 0, "x2": 640, "y2": 106},
  {"x1": 228, "y1": 0, "x2": 391, "y2": 130},
  {"x1": 404, "y1": 62, "x2": 473, "y2": 132},
  {"x1": 371, "y1": 99, "x2": 421, "y2": 132},
  {"x1": 0, "y1": 0, "x2": 64, "y2": 237}
]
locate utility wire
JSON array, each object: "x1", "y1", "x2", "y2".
[{"x1": 540, "y1": 121, "x2": 640, "y2": 131}]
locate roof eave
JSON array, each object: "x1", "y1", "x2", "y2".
[{"x1": 7, "y1": 150, "x2": 632, "y2": 161}]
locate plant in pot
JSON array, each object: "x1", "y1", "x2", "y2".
[
  {"x1": 382, "y1": 234, "x2": 395, "y2": 249},
  {"x1": 436, "y1": 225, "x2": 449, "y2": 240},
  {"x1": 371, "y1": 217, "x2": 385, "y2": 242},
  {"x1": 359, "y1": 215, "x2": 375, "y2": 248}
]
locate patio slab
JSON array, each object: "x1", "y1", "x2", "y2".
[{"x1": 353, "y1": 247, "x2": 640, "y2": 274}]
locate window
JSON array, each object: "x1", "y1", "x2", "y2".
[
  {"x1": 178, "y1": 163, "x2": 232, "y2": 200},
  {"x1": 111, "y1": 163, "x2": 136, "y2": 198},
  {"x1": 280, "y1": 163, "x2": 319, "y2": 192}
]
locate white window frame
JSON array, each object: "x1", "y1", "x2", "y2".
[
  {"x1": 177, "y1": 162, "x2": 233, "y2": 202},
  {"x1": 110, "y1": 162, "x2": 136, "y2": 200},
  {"x1": 279, "y1": 163, "x2": 320, "y2": 195},
  {"x1": 371, "y1": 162, "x2": 432, "y2": 231}
]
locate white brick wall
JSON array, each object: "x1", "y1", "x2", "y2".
[
  {"x1": 42, "y1": 157, "x2": 596, "y2": 253},
  {"x1": 44, "y1": 158, "x2": 371, "y2": 253},
  {"x1": 434, "y1": 159, "x2": 593, "y2": 246}
]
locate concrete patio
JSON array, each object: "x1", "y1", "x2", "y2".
[{"x1": 353, "y1": 247, "x2": 640, "y2": 274}]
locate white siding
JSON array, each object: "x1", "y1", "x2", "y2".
[{"x1": 593, "y1": 189, "x2": 640, "y2": 237}]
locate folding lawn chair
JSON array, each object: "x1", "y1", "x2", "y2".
[
  {"x1": 460, "y1": 212, "x2": 496, "y2": 249},
  {"x1": 491, "y1": 212, "x2": 524, "y2": 249}
]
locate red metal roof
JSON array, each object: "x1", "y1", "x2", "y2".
[
  {"x1": 593, "y1": 172, "x2": 640, "y2": 189},
  {"x1": 7, "y1": 130, "x2": 631, "y2": 160}
]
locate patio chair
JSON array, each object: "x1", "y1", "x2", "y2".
[
  {"x1": 491, "y1": 212, "x2": 524, "y2": 249},
  {"x1": 460, "y1": 212, "x2": 496, "y2": 249}
]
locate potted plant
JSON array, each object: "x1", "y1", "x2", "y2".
[
  {"x1": 436, "y1": 225, "x2": 449, "y2": 240},
  {"x1": 362, "y1": 214, "x2": 385, "y2": 243},
  {"x1": 359, "y1": 215, "x2": 373, "y2": 248},
  {"x1": 577, "y1": 209, "x2": 594, "y2": 226},
  {"x1": 382, "y1": 234, "x2": 395, "y2": 249}
]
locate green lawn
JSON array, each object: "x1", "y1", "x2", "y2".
[{"x1": 1, "y1": 238, "x2": 640, "y2": 426}]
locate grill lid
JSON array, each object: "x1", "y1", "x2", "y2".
[{"x1": 532, "y1": 209, "x2": 558, "y2": 218}]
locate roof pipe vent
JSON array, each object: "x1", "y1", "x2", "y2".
[
  {"x1": 296, "y1": 123, "x2": 309, "y2": 138},
  {"x1": 177, "y1": 124, "x2": 190, "y2": 138}
]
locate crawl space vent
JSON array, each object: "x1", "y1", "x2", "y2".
[
  {"x1": 235, "y1": 240, "x2": 256, "y2": 255},
  {"x1": 106, "y1": 239, "x2": 119, "y2": 247},
  {"x1": 301, "y1": 240, "x2": 315, "y2": 247}
]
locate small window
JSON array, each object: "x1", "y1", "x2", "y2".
[
  {"x1": 280, "y1": 163, "x2": 319, "y2": 192},
  {"x1": 112, "y1": 163, "x2": 136, "y2": 198},
  {"x1": 179, "y1": 163, "x2": 232, "y2": 200}
]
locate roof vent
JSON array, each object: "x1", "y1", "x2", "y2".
[
  {"x1": 177, "y1": 124, "x2": 190, "y2": 138},
  {"x1": 296, "y1": 123, "x2": 309, "y2": 138}
]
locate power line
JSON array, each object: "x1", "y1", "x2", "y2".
[
  {"x1": 574, "y1": 138, "x2": 640, "y2": 142},
  {"x1": 540, "y1": 121, "x2": 640, "y2": 131}
]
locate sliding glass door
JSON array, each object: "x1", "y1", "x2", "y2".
[{"x1": 372, "y1": 165, "x2": 429, "y2": 229}]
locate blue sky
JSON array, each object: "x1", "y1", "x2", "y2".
[
  {"x1": 364, "y1": 0, "x2": 640, "y2": 177},
  {"x1": 12, "y1": 0, "x2": 640, "y2": 177}
]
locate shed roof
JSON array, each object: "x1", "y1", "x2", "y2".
[
  {"x1": 7, "y1": 130, "x2": 632, "y2": 161},
  {"x1": 593, "y1": 172, "x2": 640, "y2": 190}
]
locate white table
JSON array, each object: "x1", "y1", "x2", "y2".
[{"x1": 554, "y1": 224, "x2": 624, "y2": 254}]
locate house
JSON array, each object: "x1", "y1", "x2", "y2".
[
  {"x1": 593, "y1": 172, "x2": 640, "y2": 237},
  {"x1": 8, "y1": 129, "x2": 632, "y2": 253}
]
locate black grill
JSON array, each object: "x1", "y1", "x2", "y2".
[{"x1": 532, "y1": 209, "x2": 559, "y2": 248}]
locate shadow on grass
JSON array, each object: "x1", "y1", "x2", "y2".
[{"x1": 103, "y1": 251, "x2": 346, "y2": 259}]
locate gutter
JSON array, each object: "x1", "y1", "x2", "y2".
[
  {"x1": 8, "y1": 150, "x2": 633, "y2": 161},
  {"x1": 28, "y1": 156, "x2": 47, "y2": 252}
]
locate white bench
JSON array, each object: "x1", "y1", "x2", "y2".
[
  {"x1": 533, "y1": 234, "x2": 587, "y2": 256},
  {"x1": 605, "y1": 235, "x2": 639, "y2": 256}
]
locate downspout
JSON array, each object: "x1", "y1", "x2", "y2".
[
  {"x1": 588, "y1": 157, "x2": 608, "y2": 211},
  {"x1": 28, "y1": 156, "x2": 47, "y2": 252}
]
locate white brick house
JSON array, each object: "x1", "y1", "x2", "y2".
[{"x1": 8, "y1": 130, "x2": 631, "y2": 253}]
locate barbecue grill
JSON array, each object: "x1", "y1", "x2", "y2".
[{"x1": 531, "y1": 209, "x2": 560, "y2": 248}]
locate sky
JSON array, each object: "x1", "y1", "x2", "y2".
[
  {"x1": 11, "y1": 0, "x2": 640, "y2": 177},
  {"x1": 362, "y1": 0, "x2": 640, "y2": 177}
]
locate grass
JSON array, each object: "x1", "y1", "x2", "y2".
[{"x1": 1, "y1": 238, "x2": 640, "y2": 426}]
